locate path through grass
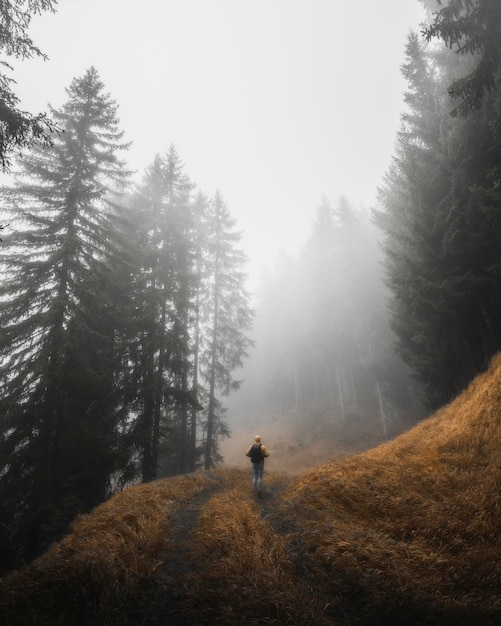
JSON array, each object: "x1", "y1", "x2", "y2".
[{"x1": 3, "y1": 354, "x2": 501, "y2": 624}]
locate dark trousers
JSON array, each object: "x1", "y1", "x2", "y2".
[{"x1": 252, "y1": 461, "x2": 264, "y2": 492}]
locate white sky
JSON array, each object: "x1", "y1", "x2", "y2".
[{"x1": 11, "y1": 0, "x2": 426, "y2": 290}]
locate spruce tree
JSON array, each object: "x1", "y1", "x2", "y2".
[
  {"x1": 200, "y1": 191, "x2": 253, "y2": 469},
  {"x1": 376, "y1": 20, "x2": 501, "y2": 408},
  {"x1": 187, "y1": 190, "x2": 210, "y2": 471},
  {"x1": 0, "y1": 67, "x2": 131, "y2": 568},
  {"x1": 374, "y1": 32, "x2": 464, "y2": 407},
  {"x1": 424, "y1": 0, "x2": 501, "y2": 116},
  {"x1": 126, "y1": 147, "x2": 196, "y2": 480}
]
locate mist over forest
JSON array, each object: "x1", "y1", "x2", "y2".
[{"x1": 1, "y1": 0, "x2": 501, "y2": 593}]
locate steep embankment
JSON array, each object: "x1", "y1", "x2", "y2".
[{"x1": 2, "y1": 355, "x2": 501, "y2": 625}]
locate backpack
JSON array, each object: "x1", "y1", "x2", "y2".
[{"x1": 249, "y1": 443, "x2": 264, "y2": 463}]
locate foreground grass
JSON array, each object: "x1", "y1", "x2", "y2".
[
  {"x1": 0, "y1": 473, "x2": 221, "y2": 625},
  {"x1": 2, "y1": 355, "x2": 501, "y2": 624}
]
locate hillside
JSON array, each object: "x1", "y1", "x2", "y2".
[
  {"x1": 219, "y1": 404, "x2": 398, "y2": 474},
  {"x1": 2, "y1": 355, "x2": 501, "y2": 625}
]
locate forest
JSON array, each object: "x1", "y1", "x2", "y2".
[{"x1": 1, "y1": 0, "x2": 501, "y2": 577}]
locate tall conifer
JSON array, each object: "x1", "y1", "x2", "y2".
[
  {"x1": 0, "y1": 67, "x2": 131, "y2": 567},
  {"x1": 200, "y1": 191, "x2": 253, "y2": 469},
  {"x1": 126, "y1": 147, "x2": 196, "y2": 480}
]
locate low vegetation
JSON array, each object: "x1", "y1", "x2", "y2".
[{"x1": 2, "y1": 354, "x2": 501, "y2": 624}]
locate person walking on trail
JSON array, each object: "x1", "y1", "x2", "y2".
[{"x1": 245, "y1": 435, "x2": 269, "y2": 496}]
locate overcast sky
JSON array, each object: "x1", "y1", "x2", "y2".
[{"x1": 12, "y1": 0, "x2": 426, "y2": 289}]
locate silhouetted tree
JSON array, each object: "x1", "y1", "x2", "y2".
[
  {"x1": 376, "y1": 17, "x2": 501, "y2": 408},
  {"x1": 375, "y1": 32, "x2": 461, "y2": 406},
  {"x1": 127, "y1": 147, "x2": 196, "y2": 481},
  {"x1": 125, "y1": 159, "x2": 253, "y2": 477},
  {"x1": 0, "y1": 67, "x2": 132, "y2": 569},
  {"x1": 0, "y1": 0, "x2": 58, "y2": 170}
]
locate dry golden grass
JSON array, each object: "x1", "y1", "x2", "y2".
[
  {"x1": 0, "y1": 472, "x2": 219, "y2": 625},
  {"x1": 279, "y1": 353, "x2": 501, "y2": 623},
  {"x1": 179, "y1": 487, "x2": 329, "y2": 625},
  {"x1": 3, "y1": 354, "x2": 501, "y2": 624}
]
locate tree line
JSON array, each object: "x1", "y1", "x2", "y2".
[
  {"x1": 234, "y1": 196, "x2": 417, "y2": 430},
  {"x1": 0, "y1": 65, "x2": 252, "y2": 570},
  {"x1": 375, "y1": 0, "x2": 501, "y2": 409}
]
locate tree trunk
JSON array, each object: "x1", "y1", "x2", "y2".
[
  {"x1": 335, "y1": 364, "x2": 346, "y2": 423},
  {"x1": 189, "y1": 286, "x2": 201, "y2": 471},
  {"x1": 140, "y1": 339, "x2": 155, "y2": 483},
  {"x1": 151, "y1": 298, "x2": 168, "y2": 481},
  {"x1": 205, "y1": 298, "x2": 218, "y2": 470}
]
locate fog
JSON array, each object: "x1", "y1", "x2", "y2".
[
  {"x1": 12, "y1": 0, "x2": 426, "y2": 289},
  {"x1": 224, "y1": 196, "x2": 420, "y2": 449},
  {"x1": 6, "y1": 0, "x2": 428, "y2": 464}
]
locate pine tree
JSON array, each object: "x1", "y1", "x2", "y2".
[
  {"x1": 126, "y1": 147, "x2": 196, "y2": 481},
  {"x1": 0, "y1": 67, "x2": 132, "y2": 568},
  {"x1": 200, "y1": 191, "x2": 253, "y2": 469},
  {"x1": 374, "y1": 32, "x2": 464, "y2": 407},
  {"x1": 187, "y1": 190, "x2": 210, "y2": 471},
  {"x1": 424, "y1": 0, "x2": 501, "y2": 116},
  {"x1": 422, "y1": 0, "x2": 501, "y2": 362},
  {"x1": 376, "y1": 19, "x2": 501, "y2": 408}
]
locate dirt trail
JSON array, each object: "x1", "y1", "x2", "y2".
[
  {"x1": 124, "y1": 410, "x2": 392, "y2": 625},
  {"x1": 126, "y1": 475, "x2": 226, "y2": 626},
  {"x1": 127, "y1": 469, "x2": 292, "y2": 625}
]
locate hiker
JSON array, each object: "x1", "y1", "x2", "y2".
[{"x1": 245, "y1": 435, "x2": 269, "y2": 496}]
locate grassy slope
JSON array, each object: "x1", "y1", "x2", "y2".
[
  {"x1": 2, "y1": 355, "x2": 501, "y2": 625},
  {"x1": 219, "y1": 403, "x2": 392, "y2": 475}
]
